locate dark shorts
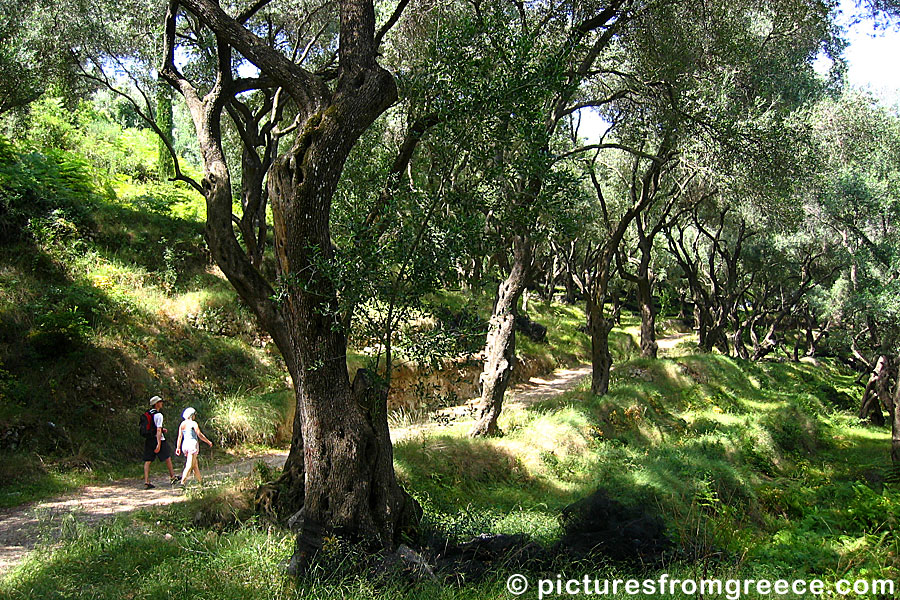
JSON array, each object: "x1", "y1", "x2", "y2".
[{"x1": 143, "y1": 438, "x2": 172, "y2": 462}]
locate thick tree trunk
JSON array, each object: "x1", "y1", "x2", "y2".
[
  {"x1": 163, "y1": 0, "x2": 421, "y2": 576},
  {"x1": 470, "y1": 236, "x2": 530, "y2": 437},
  {"x1": 700, "y1": 310, "x2": 728, "y2": 354},
  {"x1": 288, "y1": 326, "x2": 418, "y2": 569},
  {"x1": 255, "y1": 379, "x2": 306, "y2": 519},
  {"x1": 266, "y1": 95, "x2": 421, "y2": 567},
  {"x1": 564, "y1": 266, "x2": 578, "y2": 304},
  {"x1": 587, "y1": 297, "x2": 616, "y2": 396},
  {"x1": 714, "y1": 324, "x2": 730, "y2": 354},
  {"x1": 751, "y1": 319, "x2": 781, "y2": 361},
  {"x1": 696, "y1": 302, "x2": 720, "y2": 352},
  {"x1": 803, "y1": 315, "x2": 831, "y2": 359}
]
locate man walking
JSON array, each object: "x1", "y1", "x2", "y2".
[{"x1": 142, "y1": 395, "x2": 177, "y2": 489}]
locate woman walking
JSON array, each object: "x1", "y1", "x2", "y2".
[{"x1": 175, "y1": 407, "x2": 213, "y2": 486}]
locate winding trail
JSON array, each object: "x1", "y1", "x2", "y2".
[
  {"x1": 0, "y1": 332, "x2": 692, "y2": 577},
  {"x1": 389, "y1": 363, "x2": 593, "y2": 442}
]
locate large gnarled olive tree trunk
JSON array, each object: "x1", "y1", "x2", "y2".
[{"x1": 161, "y1": 0, "x2": 419, "y2": 572}]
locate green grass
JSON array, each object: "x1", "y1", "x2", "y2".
[
  {"x1": 393, "y1": 352, "x2": 898, "y2": 583},
  {"x1": 518, "y1": 300, "x2": 594, "y2": 366},
  {"x1": 3, "y1": 341, "x2": 899, "y2": 598}
]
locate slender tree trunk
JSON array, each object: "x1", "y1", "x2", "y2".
[
  {"x1": 859, "y1": 355, "x2": 889, "y2": 426},
  {"x1": 874, "y1": 356, "x2": 894, "y2": 424},
  {"x1": 156, "y1": 85, "x2": 175, "y2": 180},
  {"x1": 804, "y1": 314, "x2": 816, "y2": 357},
  {"x1": 545, "y1": 255, "x2": 558, "y2": 300},
  {"x1": 733, "y1": 319, "x2": 750, "y2": 360},
  {"x1": 892, "y1": 372, "x2": 900, "y2": 463},
  {"x1": 238, "y1": 150, "x2": 267, "y2": 268},
  {"x1": 636, "y1": 276, "x2": 657, "y2": 359},
  {"x1": 630, "y1": 235, "x2": 657, "y2": 358},
  {"x1": 695, "y1": 303, "x2": 705, "y2": 338},
  {"x1": 587, "y1": 296, "x2": 615, "y2": 395},
  {"x1": 469, "y1": 255, "x2": 483, "y2": 290},
  {"x1": 470, "y1": 236, "x2": 530, "y2": 437}
]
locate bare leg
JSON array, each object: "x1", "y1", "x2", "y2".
[
  {"x1": 192, "y1": 455, "x2": 202, "y2": 484},
  {"x1": 143, "y1": 461, "x2": 151, "y2": 484},
  {"x1": 181, "y1": 453, "x2": 194, "y2": 484},
  {"x1": 164, "y1": 457, "x2": 175, "y2": 479}
]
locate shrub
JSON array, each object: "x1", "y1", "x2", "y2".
[
  {"x1": 26, "y1": 306, "x2": 91, "y2": 358},
  {"x1": 207, "y1": 390, "x2": 293, "y2": 446},
  {"x1": 0, "y1": 137, "x2": 98, "y2": 244}
]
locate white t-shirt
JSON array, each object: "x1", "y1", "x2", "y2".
[{"x1": 153, "y1": 412, "x2": 165, "y2": 440}]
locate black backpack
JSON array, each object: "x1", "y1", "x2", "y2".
[{"x1": 139, "y1": 409, "x2": 158, "y2": 438}]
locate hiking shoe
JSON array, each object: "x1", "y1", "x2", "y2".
[
  {"x1": 144, "y1": 482, "x2": 156, "y2": 489},
  {"x1": 170, "y1": 476, "x2": 179, "y2": 485}
]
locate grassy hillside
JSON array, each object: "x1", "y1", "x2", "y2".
[
  {"x1": 3, "y1": 348, "x2": 897, "y2": 598},
  {"x1": 0, "y1": 133, "x2": 293, "y2": 506}
]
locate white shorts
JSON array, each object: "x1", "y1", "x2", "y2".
[{"x1": 181, "y1": 440, "x2": 199, "y2": 455}]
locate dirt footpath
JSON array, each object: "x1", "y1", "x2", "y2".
[
  {"x1": 0, "y1": 451, "x2": 288, "y2": 576},
  {"x1": 389, "y1": 363, "x2": 593, "y2": 442}
]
